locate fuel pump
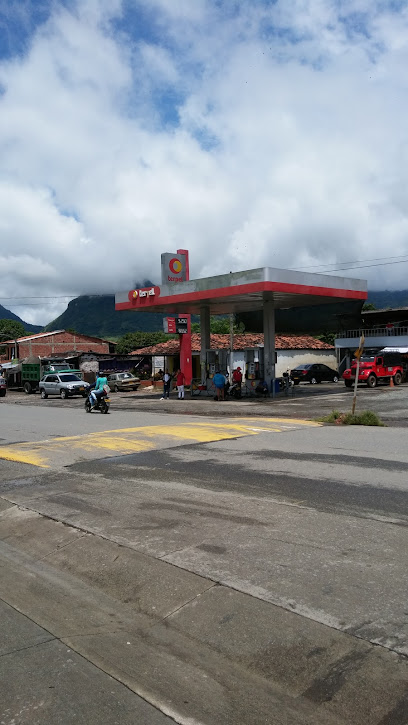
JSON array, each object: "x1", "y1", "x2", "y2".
[{"x1": 206, "y1": 350, "x2": 228, "y2": 391}]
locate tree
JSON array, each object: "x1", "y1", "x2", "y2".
[
  {"x1": 0, "y1": 319, "x2": 26, "y2": 340},
  {"x1": 0, "y1": 319, "x2": 26, "y2": 354},
  {"x1": 116, "y1": 331, "x2": 177, "y2": 355},
  {"x1": 191, "y1": 316, "x2": 245, "y2": 334},
  {"x1": 362, "y1": 303, "x2": 376, "y2": 311}
]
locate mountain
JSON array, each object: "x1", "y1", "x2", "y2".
[
  {"x1": 43, "y1": 288, "x2": 408, "y2": 340},
  {"x1": 0, "y1": 304, "x2": 43, "y2": 333},
  {"x1": 45, "y1": 294, "x2": 165, "y2": 338},
  {"x1": 367, "y1": 290, "x2": 408, "y2": 309}
]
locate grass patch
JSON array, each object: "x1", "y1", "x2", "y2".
[{"x1": 319, "y1": 410, "x2": 385, "y2": 426}]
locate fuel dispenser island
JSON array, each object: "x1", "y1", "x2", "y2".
[
  {"x1": 245, "y1": 348, "x2": 264, "y2": 394},
  {"x1": 205, "y1": 349, "x2": 229, "y2": 391}
]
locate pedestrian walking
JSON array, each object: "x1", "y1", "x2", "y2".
[{"x1": 176, "y1": 369, "x2": 185, "y2": 399}]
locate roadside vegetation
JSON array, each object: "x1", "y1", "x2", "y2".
[{"x1": 319, "y1": 410, "x2": 385, "y2": 426}]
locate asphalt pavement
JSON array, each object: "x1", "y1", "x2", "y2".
[{"x1": 1, "y1": 400, "x2": 408, "y2": 724}]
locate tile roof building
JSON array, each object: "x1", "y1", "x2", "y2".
[
  {"x1": 134, "y1": 333, "x2": 337, "y2": 381},
  {"x1": 133, "y1": 333, "x2": 334, "y2": 356}
]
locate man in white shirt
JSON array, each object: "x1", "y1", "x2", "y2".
[{"x1": 161, "y1": 369, "x2": 172, "y2": 399}]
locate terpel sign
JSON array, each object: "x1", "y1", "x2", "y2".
[
  {"x1": 127, "y1": 286, "x2": 159, "y2": 304},
  {"x1": 161, "y1": 253, "x2": 186, "y2": 284}
]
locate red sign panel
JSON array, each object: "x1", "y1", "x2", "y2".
[{"x1": 166, "y1": 317, "x2": 176, "y2": 333}]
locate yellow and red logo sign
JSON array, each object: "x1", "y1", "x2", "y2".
[
  {"x1": 169, "y1": 257, "x2": 183, "y2": 274},
  {"x1": 161, "y1": 252, "x2": 186, "y2": 283}
]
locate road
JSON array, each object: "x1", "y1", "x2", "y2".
[{"x1": 1, "y1": 400, "x2": 408, "y2": 724}]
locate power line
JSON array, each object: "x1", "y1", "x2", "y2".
[
  {"x1": 1, "y1": 253, "x2": 408, "y2": 305},
  {"x1": 293, "y1": 253, "x2": 408, "y2": 271},
  {"x1": 301, "y1": 259, "x2": 408, "y2": 274}
]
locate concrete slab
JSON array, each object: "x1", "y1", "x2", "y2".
[
  {"x1": 0, "y1": 505, "x2": 85, "y2": 559},
  {"x1": 3, "y1": 454, "x2": 408, "y2": 655},
  {"x1": 165, "y1": 585, "x2": 408, "y2": 724},
  {"x1": 0, "y1": 536, "x2": 338, "y2": 725},
  {"x1": 2, "y1": 511, "x2": 408, "y2": 724},
  {"x1": 0, "y1": 599, "x2": 53, "y2": 656},
  {"x1": 44, "y1": 532, "x2": 214, "y2": 619},
  {"x1": 0, "y1": 603, "x2": 172, "y2": 724}
]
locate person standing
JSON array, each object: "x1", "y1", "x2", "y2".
[
  {"x1": 176, "y1": 369, "x2": 185, "y2": 399},
  {"x1": 232, "y1": 367, "x2": 242, "y2": 390},
  {"x1": 213, "y1": 370, "x2": 226, "y2": 400},
  {"x1": 161, "y1": 369, "x2": 172, "y2": 400}
]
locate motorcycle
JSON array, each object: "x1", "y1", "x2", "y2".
[
  {"x1": 227, "y1": 381, "x2": 242, "y2": 399},
  {"x1": 84, "y1": 388, "x2": 110, "y2": 414}
]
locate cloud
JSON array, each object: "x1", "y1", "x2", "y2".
[{"x1": 0, "y1": 0, "x2": 408, "y2": 325}]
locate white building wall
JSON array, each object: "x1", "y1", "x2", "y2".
[{"x1": 276, "y1": 350, "x2": 337, "y2": 377}]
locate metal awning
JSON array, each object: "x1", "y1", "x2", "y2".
[{"x1": 116, "y1": 267, "x2": 367, "y2": 316}]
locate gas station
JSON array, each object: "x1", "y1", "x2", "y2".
[{"x1": 115, "y1": 250, "x2": 367, "y2": 394}]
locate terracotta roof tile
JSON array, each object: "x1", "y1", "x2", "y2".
[{"x1": 134, "y1": 333, "x2": 333, "y2": 355}]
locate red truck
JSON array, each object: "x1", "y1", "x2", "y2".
[{"x1": 343, "y1": 353, "x2": 404, "y2": 388}]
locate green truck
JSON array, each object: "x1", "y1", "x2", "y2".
[{"x1": 7, "y1": 357, "x2": 81, "y2": 394}]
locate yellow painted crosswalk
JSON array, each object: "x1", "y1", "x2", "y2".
[{"x1": 0, "y1": 417, "x2": 320, "y2": 469}]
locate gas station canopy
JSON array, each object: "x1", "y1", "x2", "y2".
[{"x1": 115, "y1": 267, "x2": 367, "y2": 316}]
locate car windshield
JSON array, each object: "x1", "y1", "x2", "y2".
[
  {"x1": 294, "y1": 364, "x2": 312, "y2": 370},
  {"x1": 119, "y1": 373, "x2": 132, "y2": 379},
  {"x1": 58, "y1": 374, "x2": 81, "y2": 382},
  {"x1": 359, "y1": 356, "x2": 376, "y2": 363}
]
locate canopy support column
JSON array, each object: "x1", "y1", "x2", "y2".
[
  {"x1": 200, "y1": 306, "x2": 210, "y2": 384},
  {"x1": 263, "y1": 300, "x2": 276, "y2": 397}
]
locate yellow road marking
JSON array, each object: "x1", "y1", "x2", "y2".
[{"x1": 0, "y1": 418, "x2": 320, "y2": 468}]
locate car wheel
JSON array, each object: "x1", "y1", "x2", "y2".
[
  {"x1": 60, "y1": 389, "x2": 68, "y2": 399},
  {"x1": 310, "y1": 377, "x2": 318, "y2": 384},
  {"x1": 367, "y1": 375, "x2": 377, "y2": 388},
  {"x1": 294, "y1": 381, "x2": 300, "y2": 385},
  {"x1": 114, "y1": 384, "x2": 119, "y2": 393},
  {"x1": 333, "y1": 375, "x2": 339, "y2": 383},
  {"x1": 40, "y1": 389, "x2": 48, "y2": 399},
  {"x1": 81, "y1": 392, "x2": 87, "y2": 397},
  {"x1": 344, "y1": 380, "x2": 352, "y2": 388},
  {"x1": 24, "y1": 382, "x2": 32, "y2": 394},
  {"x1": 394, "y1": 372, "x2": 402, "y2": 385}
]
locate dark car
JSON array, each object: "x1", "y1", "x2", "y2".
[{"x1": 290, "y1": 363, "x2": 340, "y2": 385}]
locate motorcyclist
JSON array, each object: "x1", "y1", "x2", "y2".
[{"x1": 90, "y1": 371, "x2": 108, "y2": 409}]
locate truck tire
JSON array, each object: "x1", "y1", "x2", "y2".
[
  {"x1": 367, "y1": 375, "x2": 377, "y2": 388},
  {"x1": 344, "y1": 380, "x2": 352, "y2": 388},
  {"x1": 394, "y1": 372, "x2": 402, "y2": 385},
  {"x1": 24, "y1": 382, "x2": 32, "y2": 394}
]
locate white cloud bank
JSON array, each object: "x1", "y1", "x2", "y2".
[{"x1": 1, "y1": 0, "x2": 408, "y2": 324}]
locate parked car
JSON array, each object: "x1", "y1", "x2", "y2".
[
  {"x1": 39, "y1": 373, "x2": 90, "y2": 399},
  {"x1": 107, "y1": 372, "x2": 140, "y2": 392},
  {"x1": 290, "y1": 363, "x2": 340, "y2": 385}
]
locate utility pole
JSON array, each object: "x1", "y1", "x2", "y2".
[{"x1": 351, "y1": 334, "x2": 365, "y2": 415}]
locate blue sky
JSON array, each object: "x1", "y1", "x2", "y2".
[{"x1": 1, "y1": 0, "x2": 408, "y2": 324}]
